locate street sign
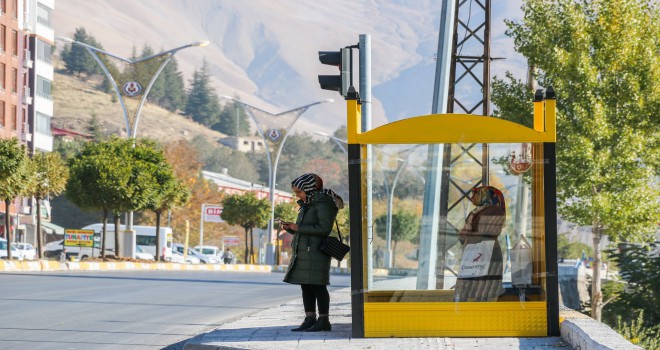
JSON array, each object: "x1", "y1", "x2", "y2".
[
  {"x1": 64, "y1": 229, "x2": 95, "y2": 247},
  {"x1": 223, "y1": 236, "x2": 240, "y2": 247},
  {"x1": 203, "y1": 205, "x2": 224, "y2": 223}
]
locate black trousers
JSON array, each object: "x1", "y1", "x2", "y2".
[{"x1": 300, "y1": 284, "x2": 330, "y2": 315}]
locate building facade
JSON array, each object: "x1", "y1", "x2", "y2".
[{"x1": 0, "y1": 0, "x2": 55, "y2": 242}]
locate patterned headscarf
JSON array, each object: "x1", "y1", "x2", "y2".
[
  {"x1": 470, "y1": 185, "x2": 505, "y2": 211},
  {"x1": 291, "y1": 173, "x2": 344, "y2": 209}
]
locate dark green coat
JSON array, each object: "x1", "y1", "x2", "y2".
[{"x1": 283, "y1": 191, "x2": 338, "y2": 285}]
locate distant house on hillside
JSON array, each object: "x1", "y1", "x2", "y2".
[
  {"x1": 219, "y1": 136, "x2": 265, "y2": 153},
  {"x1": 52, "y1": 127, "x2": 93, "y2": 141},
  {"x1": 202, "y1": 169, "x2": 293, "y2": 204}
]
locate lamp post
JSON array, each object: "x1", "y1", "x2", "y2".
[
  {"x1": 221, "y1": 96, "x2": 333, "y2": 265},
  {"x1": 58, "y1": 37, "x2": 208, "y2": 258}
]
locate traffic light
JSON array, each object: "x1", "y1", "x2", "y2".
[{"x1": 318, "y1": 48, "x2": 351, "y2": 97}]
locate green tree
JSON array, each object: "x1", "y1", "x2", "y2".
[
  {"x1": 61, "y1": 27, "x2": 104, "y2": 77},
  {"x1": 27, "y1": 152, "x2": 69, "y2": 259},
  {"x1": 66, "y1": 138, "x2": 133, "y2": 258},
  {"x1": 220, "y1": 192, "x2": 269, "y2": 264},
  {"x1": 214, "y1": 99, "x2": 250, "y2": 136},
  {"x1": 184, "y1": 60, "x2": 220, "y2": 127},
  {"x1": 139, "y1": 141, "x2": 190, "y2": 261},
  {"x1": 557, "y1": 234, "x2": 592, "y2": 261},
  {"x1": 149, "y1": 55, "x2": 187, "y2": 112},
  {"x1": 603, "y1": 243, "x2": 660, "y2": 347},
  {"x1": 274, "y1": 201, "x2": 298, "y2": 265},
  {"x1": 495, "y1": 0, "x2": 660, "y2": 321},
  {"x1": 0, "y1": 138, "x2": 29, "y2": 259},
  {"x1": 375, "y1": 210, "x2": 419, "y2": 267}
]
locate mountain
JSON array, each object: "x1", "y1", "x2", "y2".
[{"x1": 53, "y1": 0, "x2": 526, "y2": 135}]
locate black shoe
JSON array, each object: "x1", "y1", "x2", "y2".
[
  {"x1": 291, "y1": 316, "x2": 316, "y2": 332},
  {"x1": 304, "y1": 316, "x2": 331, "y2": 332}
]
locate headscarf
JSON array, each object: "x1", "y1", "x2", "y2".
[
  {"x1": 291, "y1": 173, "x2": 344, "y2": 209},
  {"x1": 470, "y1": 185, "x2": 505, "y2": 211}
]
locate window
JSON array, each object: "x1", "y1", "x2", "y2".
[
  {"x1": 10, "y1": 104, "x2": 15, "y2": 130},
  {"x1": 36, "y1": 76, "x2": 52, "y2": 99},
  {"x1": 0, "y1": 25, "x2": 5, "y2": 53},
  {"x1": 11, "y1": 29, "x2": 17, "y2": 56},
  {"x1": 11, "y1": 0, "x2": 16, "y2": 19},
  {"x1": 36, "y1": 4, "x2": 52, "y2": 27},
  {"x1": 35, "y1": 112, "x2": 51, "y2": 135},
  {"x1": 0, "y1": 0, "x2": 5, "y2": 15},
  {"x1": 0, "y1": 62, "x2": 4, "y2": 90},
  {"x1": 0, "y1": 100, "x2": 4, "y2": 127},
  {"x1": 36, "y1": 40, "x2": 52, "y2": 63},
  {"x1": 11, "y1": 67, "x2": 16, "y2": 93}
]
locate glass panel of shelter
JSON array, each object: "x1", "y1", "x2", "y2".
[{"x1": 364, "y1": 142, "x2": 546, "y2": 303}]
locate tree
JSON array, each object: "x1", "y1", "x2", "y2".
[
  {"x1": 495, "y1": 0, "x2": 660, "y2": 321},
  {"x1": 27, "y1": 152, "x2": 69, "y2": 259},
  {"x1": 375, "y1": 210, "x2": 419, "y2": 267},
  {"x1": 214, "y1": 99, "x2": 250, "y2": 136},
  {"x1": 0, "y1": 138, "x2": 29, "y2": 259},
  {"x1": 149, "y1": 55, "x2": 187, "y2": 112},
  {"x1": 66, "y1": 138, "x2": 133, "y2": 258},
  {"x1": 603, "y1": 243, "x2": 660, "y2": 347},
  {"x1": 274, "y1": 201, "x2": 298, "y2": 264},
  {"x1": 184, "y1": 60, "x2": 221, "y2": 127},
  {"x1": 221, "y1": 192, "x2": 270, "y2": 264},
  {"x1": 140, "y1": 142, "x2": 190, "y2": 261},
  {"x1": 61, "y1": 27, "x2": 104, "y2": 77}
]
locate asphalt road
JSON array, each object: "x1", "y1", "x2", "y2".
[{"x1": 0, "y1": 270, "x2": 351, "y2": 350}]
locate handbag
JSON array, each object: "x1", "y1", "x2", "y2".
[
  {"x1": 457, "y1": 240, "x2": 495, "y2": 278},
  {"x1": 318, "y1": 222, "x2": 350, "y2": 261}
]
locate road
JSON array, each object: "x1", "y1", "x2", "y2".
[{"x1": 0, "y1": 270, "x2": 351, "y2": 350}]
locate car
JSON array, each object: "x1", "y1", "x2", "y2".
[
  {"x1": 172, "y1": 243, "x2": 219, "y2": 264},
  {"x1": 169, "y1": 249, "x2": 200, "y2": 264},
  {"x1": 14, "y1": 243, "x2": 37, "y2": 260},
  {"x1": 194, "y1": 245, "x2": 222, "y2": 258},
  {"x1": 0, "y1": 239, "x2": 20, "y2": 260},
  {"x1": 135, "y1": 246, "x2": 155, "y2": 260}
]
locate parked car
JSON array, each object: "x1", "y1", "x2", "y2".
[
  {"x1": 14, "y1": 243, "x2": 37, "y2": 260},
  {"x1": 173, "y1": 243, "x2": 220, "y2": 264},
  {"x1": 169, "y1": 249, "x2": 200, "y2": 264},
  {"x1": 0, "y1": 239, "x2": 20, "y2": 260},
  {"x1": 194, "y1": 245, "x2": 224, "y2": 259},
  {"x1": 135, "y1": 246, "x2": 155, "y2": 261}
]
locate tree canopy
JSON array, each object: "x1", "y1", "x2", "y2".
[
  {"x1": 27, "y1": 152, "x2": 69, "y2": 258},
  {"x1": 221, "y1": 192, "x2": 270, "y2": 264},
  {"x1": 494, "y1": 0, "x2": 659, "y2": 322},
  {"x1": 0, "y1": 138, "x2": 29, "y2": 259}
]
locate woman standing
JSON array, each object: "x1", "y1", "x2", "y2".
[
  {"x1": 454, "y1": 185, "x2": 506, "y2": 302},
  {"x1": 281, "y1": 173, "x2": 344, "y2": 332}
]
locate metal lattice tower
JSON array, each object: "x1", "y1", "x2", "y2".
[{"x1": 436, "y1": 0, "x2": 493, "y2": 289}]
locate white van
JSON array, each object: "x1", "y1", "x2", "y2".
[{"x1": 68, "y1": 224, "x2": 173, "y2": 260}]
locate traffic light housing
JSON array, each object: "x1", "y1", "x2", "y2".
[{"x1": 318, "y1": 48, "x2": 351, "y2": 97}]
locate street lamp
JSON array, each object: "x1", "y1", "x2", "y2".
[
  {"x1": 375, "y1": 145, "x2": 422, "y2": 268},
  {"x1": 58, "y1": 37, "x2": 207, "y2": 258},
  {"x1": 220, "y1": 96, "x2": 333, "y2": 265}
]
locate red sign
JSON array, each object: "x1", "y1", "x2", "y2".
[{"x1": 203, "y1": 205, "x2": 224, "y2": 223}]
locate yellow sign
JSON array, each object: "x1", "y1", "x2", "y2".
[{"x1": 64, "y1": 229, "x2": 95, "y2": 247}]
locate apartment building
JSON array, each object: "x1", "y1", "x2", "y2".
[{"x1": 0, "y1": 0, "x2": 56, "y2": 243}]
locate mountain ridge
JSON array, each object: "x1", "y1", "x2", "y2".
[{"x1": 53, "y1": 0, "x2": 525, "y2": 134}]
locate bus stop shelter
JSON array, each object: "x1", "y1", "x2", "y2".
[{"x1": 346, "y1": 89, "x2": 558, "y2": 337}]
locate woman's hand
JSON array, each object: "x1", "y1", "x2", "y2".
[{"x1": 281, "y1": 221, "x2": 298, "y2": 231}]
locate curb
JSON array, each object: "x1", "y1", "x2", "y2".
[
  {"x1": 559, "y1": 309, "x2": 642, "y2": 350},
  {"x1": 0, "y1": 260, "x2": 273, "y2": 273}
]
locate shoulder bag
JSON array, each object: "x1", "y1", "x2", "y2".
[{"x1": 318, "y1": 221, "x2": 350, "y2": 261}]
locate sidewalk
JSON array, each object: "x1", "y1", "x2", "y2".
[{"x1": 183, "y1": 287, "x2": 570, "y2": 350}]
